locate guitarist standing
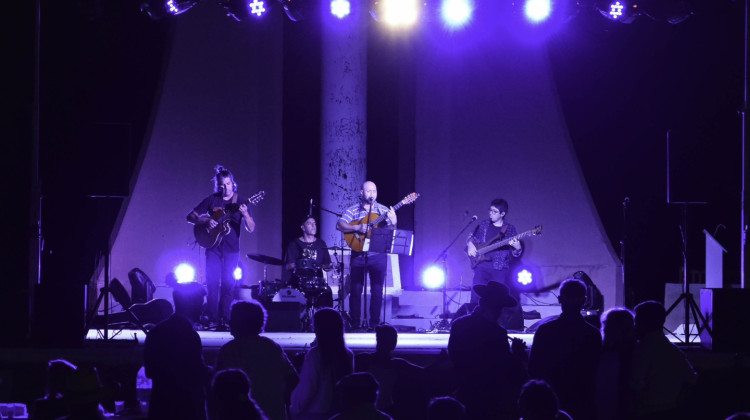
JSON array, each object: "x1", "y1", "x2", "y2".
[
  {"x1": 336, "y1": 181, "x2": 397, "y2": 330},
  {"x1": 465, "y1": 199, "x2": 523, "y2": 330},
  {"x1": 187, "y1": 165, "x2": 255, "y2": 330}
]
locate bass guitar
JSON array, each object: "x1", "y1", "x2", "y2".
[
  {"x1": 466, "y1": 225, "x2": 543, "y2": 269},
  {"x1": 194, "y1": 190, "x2": 265, "y2": 249},
  {"x1": 344, "y1": 192, "x2": 420, "y2": 252}
]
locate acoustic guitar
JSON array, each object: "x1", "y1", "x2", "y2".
[
  {"x1": 344, "y1": 192, "x2": 419, "y2": 252},
  {"x1": 193, "y1": 190, "x2": 265, "y2": 248},
  {"x1": 466, "y1": 225, "x2": 543, "y2": 269}
]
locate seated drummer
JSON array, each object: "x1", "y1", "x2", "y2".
[{"x1": 283, "y1": 215, "x2": 333, "y2": 306}]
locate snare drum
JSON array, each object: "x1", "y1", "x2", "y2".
[
  {"x1": 295, "y1": 258, "x2": 318, "y2": 277},
  {"x1": 260, "y1": 280, "x2": 283, "y2": 299}
]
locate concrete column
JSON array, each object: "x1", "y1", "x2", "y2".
[{"x1": 320, "y1": 4, "x2": 368, "y2": 247}]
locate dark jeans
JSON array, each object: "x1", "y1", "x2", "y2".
[
  {"x1": 349, "y1": 252, "x2": 387, "y2": 327},
  {"x1": 205, "y1": 247, "x2": 239, "y2": 322},
  {"x1": 471, "y1": 265, "x2": 524, "y2": 331}
]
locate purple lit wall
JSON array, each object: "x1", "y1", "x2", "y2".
[
  {"x1": 109, "y1": 2, "x2": 284, "y2": 300},
  {"x1": 412, "y1": 24, "x2": 623, "y2": 306}
]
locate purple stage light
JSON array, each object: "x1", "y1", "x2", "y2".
[
  {"x1": 421, "y1": 265, "x2": 446, "y2": 289},
  {"x1": 440, "y1": 0, "x2": 473, "y2": 29},
  {"x1": 524, "y1": 0, "x2": 552, "y2": 23},
  {"x1": 174, "y1": 263, "x2": 196, "y2": 284},
  {"x1": 250, "y1": 0, "x2": 267, "y2": 16},
  {"x1": 331, "y1": 0, "x2": 351, "y2": 19},
  {"x1": 609, "y1": 1, "x2": 624, "y2": 19},
  {"x1": 516, "y1": 269, "x2": 533, "y2": 286},
  {"x1": 233, "y1": 266, "x2": 243, "y2": 281}
]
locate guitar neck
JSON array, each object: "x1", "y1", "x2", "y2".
[
  {"x1": 367, "y1": 201, "x2": 404, "y2": 226},
  {"x1": 477, "y1": 229, "x2": 535, "y2": 255}
]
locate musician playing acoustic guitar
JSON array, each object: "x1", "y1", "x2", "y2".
[
  {"x1": 466, "y1": 198, "x2": 523, "y2": 330},
  {"x1": 336, "y1": 181, "x2": 397, "y2": 330},
  {"x1": 187, "y1": 165, "x2": 255, "y2": 330}
]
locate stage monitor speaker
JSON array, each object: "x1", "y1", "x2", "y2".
[
  {"x1": 700, "y1": 288, "x2": 750, "y2": 352},
  {"x1": 264, "y1": 302, "x2": 302, "y2": 332}
]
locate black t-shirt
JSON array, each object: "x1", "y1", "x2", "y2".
[
  {"x1": 192, "y1": 193, "x2": 250, "y2": 253},
  {"x1": 284, "y1": 238, "x2": 331, "y2": 281}
]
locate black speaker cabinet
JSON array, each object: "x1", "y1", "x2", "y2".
[
  {"x1": 264, "y1": 302, "x2": 302, "y2": 332},
  {"x1": 700, "y1": 288, "x2": 750, "y2": 352}
]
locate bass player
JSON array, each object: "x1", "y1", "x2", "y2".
[
  {"x1": 336, "y1": 181, "x2": 397, "y2": 330},
  {"x1": 465, "y1": 198, "x2": 523, "y2": 330},
  {"x1": 187, "y1": 165, "x2": 255, "y2": 330}
]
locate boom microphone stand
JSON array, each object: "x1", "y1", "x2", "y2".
[{"x1": 431, "y1": 215, "x2": 478, "y2": 332}]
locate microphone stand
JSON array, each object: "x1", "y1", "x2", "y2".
[{"x1": 431, "y1": 216, "x2": 478, "y2": 332}]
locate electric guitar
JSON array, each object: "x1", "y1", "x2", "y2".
[
  {"x1": 193, "y1": 191, "x2": 265, "y2": 249},
  {"x1": 466, "y1": 225, "x2": 543, "y2": 269},
  {"x1": 344, "y1": 192, "x2": 420, "y2": 252}
]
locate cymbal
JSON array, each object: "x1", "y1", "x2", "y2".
[{"x1": 246, "y1": 253, "x2": 284, "y2": 266}]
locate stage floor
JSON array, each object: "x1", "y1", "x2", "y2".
[{"x1": 85, "y1": 327, "x2": 699, "y2": 353}]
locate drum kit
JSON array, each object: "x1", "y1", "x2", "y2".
[{"x1": 246, "y1": 251, "x2": 346, "y2": 331}]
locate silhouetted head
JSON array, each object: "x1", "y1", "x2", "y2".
[
  {"x1": 313, "y1": 308, "x2": 345, "y2": 346},
  {"x1": 634, "y1": 300, "x2": 666, "y2": 338},
  {"x1": 375, "y1": 324, "x2": 398, "y2": 354},
  {"x1": 46, "y1": 359, "x2": 77, "y2": 398},
  {"x1": 230, "y1": 300, "x2": 267, "y2": 337},
  {"x1": 172, "y1": 282, "x2": 206, "y2": 322},
  {"x1": 518, "y1": 379, "x2": 560, "y2": 420},
  {"x1": 600, "y1": 307, "x2": 635, "y2": 350},
  {"x1": 558, "y1": 278, "x2": 587, "y2": 314},
  {"x1": 474, "y1": 281, "x2": 517, "y2": 315},
  {"x1": 336, "y1": 372, "x2": 379, "y2": 408},
  {"x1": 212, "y1": 369, "x2": 251, "y2": 403},
  {"x1": 428, "y1": 396, "x2": 466, "y2": 420}
]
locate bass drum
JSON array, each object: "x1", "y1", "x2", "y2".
[{"x1": 272, "y1": 287, "x2": 307, "y2": 305}]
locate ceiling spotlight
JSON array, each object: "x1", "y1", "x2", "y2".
[
  {"x1": 330, "y1": 0, "x2": 351, "y2": 19},
  {"x1": 221, "y1": 0, "x2": 268, "y2": 21},
  {"x1": 141, "y1": 0, "x2": 198, "y2": 19},
  {"x1": 524, "y1": 0, "x2": 552, "y2": 23},
  {"x1": 597, "y1": 0, "x2": 640, "y2": 23},
  {"x1": 370, "y1": 0, "x2": 421, "y2": 27},
  {"x1": 440, "y1": 0, "x2": 473, "y2": 29}
]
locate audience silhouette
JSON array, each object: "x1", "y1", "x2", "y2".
[
  {"x1": 448, "y1": 281, "x2": 527, "y2": 420},
  {"x1": 56, "y1": 365, "x2": 107, "y2": 420},
  {"x1": 630, "y1": 300, "x2": 698, "y2": 420},
  {"x1": 29, "y1": 359, "x2": 77, "y2": 420},
  {"x1": 427, "y1": 396, "x2": 466, "y2": 420},
  {"x1": 355, "y1": 324, "x2": 426, "y2": 419},
  {"x1": 215, "y1": 300, "x2": 298, "y2": 420},
  {"x1": 290, "y1": 308, "x2": 354, "y2": 420},
  {"x1": 210, "y1": 369, "x2": 268, "y2": 420},
  {"x1": 596, "y1": 307, "x2": 636, "y2": 420},
  {"x1": 144, "y1": 282, "x2": 211, "y2": 420},
  {"x1": 517, "y1": 379, "x2": 572, "y2": 420},
  {"x1": 528, "y1": 278, "x2": 601, "y2": 420},
  {"x1": 329, "y1": 372, "x2": 392, "y2": 420}
]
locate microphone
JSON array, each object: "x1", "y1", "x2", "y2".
[
  {"x1": 309, "y1": 198, "x2": 313, "y2": 216},
  {"x1": 472, "y1": 215, "x2": 478, "y2": 221},
  {"x1": 369, "y1": 197, "x2": 375, "y2": 204},
  {"x1": 622, "y1": 197, "x2": 630, "y2": 207}
]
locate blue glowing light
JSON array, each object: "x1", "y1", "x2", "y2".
[
  {"x1": 441, "y1": 0, "x2": 473, "y2": 29},
  {"x1": 233, "y1": 266, "x2": 243, "y2": 281},
  {"x1": 331, "y1": 0, "x2": 351, "y2": 18},
  {"x1": 250, "y1": 0, "x2": 266, "y2": 17},
  {"x1": 516, "y1": 269, "x2": 533, "y2": 286},
  {"x1": 524, "y1": 0, "x2": 552, "y2": 23},
  {"x1": 609, "y1": 1, "x2": 624, "y2": 19},
  {"x1": 174, "y1": 263, "x2": 196, "y2": 284},
  {"x1": 422, "y1": 265, "x2": 446, "y2": 289}
]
